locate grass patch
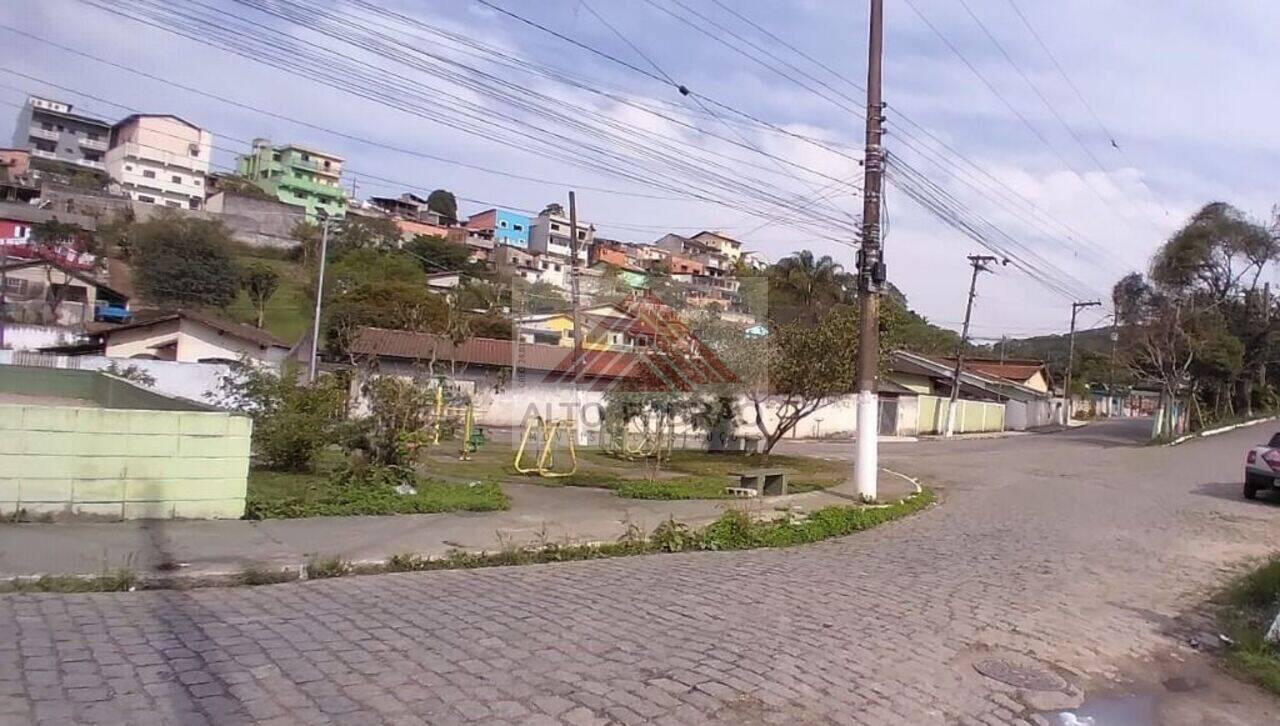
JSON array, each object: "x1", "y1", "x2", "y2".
[
  {"x1": 421, "y1": 446, "x2": 848, "y2": 500},
  {"x1": 224, "y1": 255, "x2": 311, "y2": 345},
  {"x1": 0, "y1": 570, "x2": 136, "y2": 593},
  {"x1": 1217, "y1": 555, "x2": 1280, "y2": 694},
  {"x1": 245, "y1": 467, "x2": 509, "y2": 519},
  {"x1": 377, "y1": 489, "x2": 934, "y2": 573}
]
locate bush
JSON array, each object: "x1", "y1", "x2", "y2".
[
  {"x1": 209, "y1": 362, "x2": 346, "y2": 472},
  {"x1": 343, "y1": 376, "x2": 440, "y2": 467}
]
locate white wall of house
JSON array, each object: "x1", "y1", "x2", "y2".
[
  {"x1": 106, "y1": 116, "x2": 212, "y2": 210},
  {"x1": 104, "y1": 318, "x2": 288, "y2": 365},
  {"x1": 0, "y1": 324, "x2": 89, "y2": 351},
  {"x1": 0, "y1": 350, "x2": 232, "y2": 403}
]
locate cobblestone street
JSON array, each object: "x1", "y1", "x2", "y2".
[{"x1": 3, "y1": 418, "x2": 1279, "y2": 725}]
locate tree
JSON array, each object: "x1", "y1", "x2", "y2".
[
  {"x1": 289, "y1": 220, "x2": 322, "y2": 268},
  {"x1": 540, "y1": 202, "x2": 564, "y2": 217},
  {"x1": 768, "y1": 250, "x2": 855, "y2": 324},
  {"x1": 240, "y1": 262, "x2": 281, "y2": 328},
  {"x1": 216, "y1": 174, "x2": 274, "y2": 201},
  {"x1": 131, "y1": 212, "x2": 240, "y2": 308},
  {"x1": 95, "y1": 208, "x2": 136, "y2": 259},
  {"x1": 208, "y1": 362, "x2": 346, "y2": 472},
  {"x1": 326, "y1": 281, "x2": 450, "y2": 355},
  {"x1": 697, "y1": 303, "x2": 902, "y2": 458},
  {"x1": 426, "y1": 189, "x2": 458, "y2": 223},
  {"x1": 513, "y1": 279, "x2": 569, "y2": 314},
  {"x1": 28, "y1": 217, "x2": 100, "y2": 323},
  {"x1": 405, "y1": 234, "x2": 471, "y2": 272},
  {"x1": 330, "y1": 215, "x2": 402, "y2": 258}
]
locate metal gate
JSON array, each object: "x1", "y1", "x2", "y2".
[{"x1": 877, "y1": 397, "x2": 898, "y2": 436}]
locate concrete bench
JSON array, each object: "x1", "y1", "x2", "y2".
[{"x1": 727, "y1": 468, "x2": 788, "y2": 497}]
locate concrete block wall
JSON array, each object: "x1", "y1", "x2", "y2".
[{"x1": 0, "y1": 405, "x2": 251, "y2": 519}]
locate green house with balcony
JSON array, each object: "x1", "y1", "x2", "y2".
[{"x1": 235, "y1": 138, "x2": 347, "y2": 220}]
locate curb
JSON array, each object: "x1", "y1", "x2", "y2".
[{"x1": 1165, "y1": 415, "x2": 1279, "y2": 447}]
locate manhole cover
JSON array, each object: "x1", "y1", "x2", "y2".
[{"x1": 973, "y1": 658, "x2": 1067, "y2": 691}]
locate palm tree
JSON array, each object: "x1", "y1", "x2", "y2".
[{"x1": 770, "y1": 251, "x2": 854, "y2": 316}]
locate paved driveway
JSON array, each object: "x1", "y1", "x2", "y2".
[{"x1": 3, "y1": 418, "x2": 1279, "y2": 725}]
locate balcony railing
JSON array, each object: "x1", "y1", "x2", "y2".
[
  {"x1": 79, "y1": 137, "x2": 108, "y2": 151},
  {"x1": 74, "y1": 158, "x2": 105, "y2": 170},
  {"x1": 28, "y1": 127, "x2": 58, "y2": 142},
  {"x1": 288, "y1": 155, "x2": 341, "y2": 177},
  {"x1": 30, "y1": 148, "x2": 58, "y2": 160}
]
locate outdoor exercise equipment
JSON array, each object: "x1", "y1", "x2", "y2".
[
  {"x1": 513, "y1": 415, "x2": 579, "y2": 477},
  {"x1": 458, "y1": 403, "x2": 485, "y2": 461}
]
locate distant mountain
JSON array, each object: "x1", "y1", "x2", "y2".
[{"x1": 993, "y1": 326, "x2": 1116, "y2": 380}]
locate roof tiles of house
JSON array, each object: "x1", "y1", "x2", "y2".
[
  {"x1": 939, "y1": 357, "x2": 1049, "y2": 384},
  {"x1": 350, "y1": 327, "x2": 738, "y2": 388},
  {"x1": 102, "y1": 310, "x2": 289, "y2": 349}
]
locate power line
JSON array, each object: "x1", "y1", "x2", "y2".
[
  {"x1": 951, "y1": 0, "x2": 1166, "y2": 233},
  {"x1": 900, "y1": 0, "x2": 1154, "y2": 240},
  {"x1": 1000, "y1": 0, "x2": 1174, "y2": 221}
]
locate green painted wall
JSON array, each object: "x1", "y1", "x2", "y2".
[
  {"x1": 914, "y1": 395, "x2": 1004, "y2": 435},
  {"x1": 0, "y1": 368, "x2": 250, "y2": 519}
]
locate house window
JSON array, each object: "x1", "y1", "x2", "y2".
[
  {"x1": 513, "y1": 224, "x2": 523, "y2": 231},
  {"x1": 87, "y1": 132, "x2": 100, "y2": 141},
  {"x1": 550, "y1": 223, "x2": 561, "y2": 232},
  {"x1": 142, "y1": 169, "x2": 156, "y2": 179},
  {"x1": 138, "y1": 195, "x2": 156, "y2": 203},
  {"x1": 40, "y1": 122, "x2": 53, "y2": 131},
  {"x1": 323, "y1": 160, "x2": 330, "y2": 169},
  {"x1": 3, "y1": 278, "x2": 28, "y2": 295},
  {"x1": 301, "y1": 153, "x2": 310, "y2": 161},
  {"x1": 554, "y1": 264, "x2": 562, "y2": 272},
  {"x1": 499, "y1": 220, "x2": 508, "y2": 228},
  {"x1": 272, "y1": 152, "x2": 281, "y2": 161},
  {"x1": 193, "y1": 178, "x2": 202, "y2": 186},
  {"x1": 124, "y1": 164, "x2": 133, "y2": 172},
  {"x1": 171, "y1": 175, "x2": 182, "y2": 184},
  {"x1": 165, "y1": 201, "x2": 181, "y2": 208}
]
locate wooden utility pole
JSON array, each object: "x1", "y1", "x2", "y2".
[
  {"x1": 854, "y1": 0, "x2": 885, "y2": 502},
  {"x1": 1063, "y1": 300, "x2": 1101, "y2": 425},
  {"x1": 1107, "y1": 309, "x2": 1119, "y2": 417},
  {"x1": 944, "y1": 255, "x2": 998, "y2": 437}
]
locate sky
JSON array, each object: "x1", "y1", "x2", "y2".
[{"x1": 3, "y1": 0, "x2": 1279, "y2": 338}]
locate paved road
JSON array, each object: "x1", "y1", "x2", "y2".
[{"x1": 3, "y1": 418, "x2": 1280, "y2": 725}]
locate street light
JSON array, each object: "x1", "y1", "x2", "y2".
[{"x1": 307, "y1": 210, "x2": 333, "y2": 383}]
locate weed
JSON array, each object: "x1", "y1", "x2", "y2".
[
  {"x1": 305, "y1": 557, "x2": 351, "y2": 579},
  {"x1": 237, "y1": 566, "x2": 295, "y2": 586},
  {"x1": 386, "y1": 553, "x2": 426, "y2": 572},
  {"x1": 246, "y1": 467, "x2": 508, "y2": 519},
  {"x1": 0, "y1": 569, "x2": 136, "y2": 593},
  {"x1": 1217, "y1": 555, "x2": 1280, "y2": 694},
  {"x1": 650, "y1": 517, "x2": 697, "y2": 552}
]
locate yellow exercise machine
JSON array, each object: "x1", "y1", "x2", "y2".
[{"x1": 513, "y1": 415, "x2": 579, "y2": 477}]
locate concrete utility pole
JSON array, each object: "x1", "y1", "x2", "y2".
[
  {"x1": 0, "y1": 240, "x2": 8, "y2": 351},
  {"x1": 568, "y1": 191, "x2": 588, "y2": 445},
  {"x1": 1107, "y1": 308, "x2": 1119, "y2": 417},
  {"x1": 1063, "y1": 300, "x2": 1101, "y2": 425},
  {"x1": 854, "y1": 0, "x2": 886, "y2": 503},
  {"x1": 307, "y1": 214, "x2": 332, "y2": 383},
  {"x1": 944, "y1": 255, "x2": 998, "y2": 437}
]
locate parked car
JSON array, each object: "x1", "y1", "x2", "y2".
[{"x1": 1243, "y1": 432, "x2": 1280, "y2": 499}]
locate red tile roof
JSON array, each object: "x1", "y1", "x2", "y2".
[
  {"x1": 350, "y1": 327, "x2": 737, "y2": 390},
  {"x1": 938, "y1": 357, "x2": 1049, "y2": 385}
]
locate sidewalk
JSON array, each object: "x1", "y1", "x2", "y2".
[{"x1": 0, "y1": 471, "x2": 917, "y2": 579}]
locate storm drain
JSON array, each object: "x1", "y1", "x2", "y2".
[{"x1": 973, "y1": 658, "x2": 1068, "y2": 691}]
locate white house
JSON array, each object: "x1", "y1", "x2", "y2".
[
  {"x1": 100, "y1": 311, "x2": 289, "y2": 365},
  {"x1": 529, "y1": 209, "x2": 591, "y2": 263},
  {"x1": 106, "y1": 114, "x2": 213, "y2": 210}
]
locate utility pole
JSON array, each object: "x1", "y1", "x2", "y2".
[
  {"x1": 568, "y1": 191, "x2": 588, "y2": 445},
  {"x1": 854, "y1": 0, "x2": 886, "y2": 503},
  {"x1": 1107, "y1": 308, "x2": 1119, "y2": 417},
  {"x1": 0, "y1": 240, "x2": 8, "y2": 351},
  {"x1": 1262, "y1": 282, "x2": 1272, "y2": 393},
  {"x1": 999, "y1": 335, "x2": 1008, "y2": 364},
  {"x1": 1063, "y1": 300, "x2": 1101, "y2": 425},
  {"x1": 944, "y1": 255, "x2": 998, "y2": 437},
  {"x1": 307, "y1": 214, "x2": 332, "y2": 383}
]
